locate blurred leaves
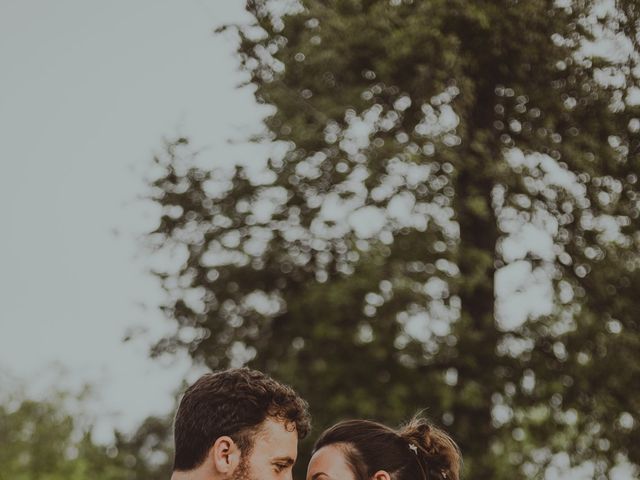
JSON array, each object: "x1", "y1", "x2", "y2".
[
  {"x1": 0, "y1": 387, "x2": 173, "y2": 480},
  {"x1": 145, "y1": 0, "x2": 640, "y2": 478}
]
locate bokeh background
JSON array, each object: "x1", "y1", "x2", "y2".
[{"x1": 1, "y1": 1, "x2": 639, "y2": 479}]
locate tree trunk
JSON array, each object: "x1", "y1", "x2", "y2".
[{"x1": 452, "y1": 147, "x2": 501, "y2": 477}]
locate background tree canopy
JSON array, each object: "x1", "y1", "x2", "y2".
[
  {"x1": 146, "y1": 0, "x2": 640, "y2": 477},
  {"x1": 0, "y1": 384, "x2": 173, "y2": 480}
]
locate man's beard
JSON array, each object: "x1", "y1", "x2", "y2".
[{"x1": 231, "y1": 456, "x2": 256, "y2": 480}]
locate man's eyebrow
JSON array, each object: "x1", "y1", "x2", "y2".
[{"x1": 272, "y1": 456, "x2": 295, "y2": 465}]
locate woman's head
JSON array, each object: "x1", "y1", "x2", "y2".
[{"x1": 307, "y1": 417, "x2": 461, "y2": 480}]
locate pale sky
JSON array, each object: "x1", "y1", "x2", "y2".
[{"x1": 0, "y1": 0, "x2": 263, "y2": 439}]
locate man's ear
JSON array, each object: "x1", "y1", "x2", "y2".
[
  {"x1": 209, "y1": 436, "x2": 241, "y2": 475},
  {"x1": 371, "y1": 470, "x2": 391, "y2": 480}
]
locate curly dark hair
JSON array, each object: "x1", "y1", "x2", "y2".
[{"x1": 173, "y1": 368, "x2": 311, "y2": 471}]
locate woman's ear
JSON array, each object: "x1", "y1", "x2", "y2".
[
  {"x1": 371, "y1": 470, "x2": 392, "y2": 480},
  {"x1": 209, "y1": 436, "x2": 241, "y2": 475}
]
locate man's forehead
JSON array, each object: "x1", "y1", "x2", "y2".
[
  {"x1": 255, "y1": 417, "x2": 298, "y2": 437},
  {"x1": 253, "y1": 417, "x2": 298, "y2": 454},
  {"x1": 257, "y1": 417, "x2": 297, "y2": 435}
]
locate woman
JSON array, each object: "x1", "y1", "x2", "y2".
[{"x1": 307, "y1": 416, "x2": 461, "y2": 480}]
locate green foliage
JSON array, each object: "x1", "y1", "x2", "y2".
[
  {"x1": 147, "y1": 1, "x2": 640, "y2": 477},
  {"x1": 0, "y1": 389, "x2": 172, "y2": 480}
]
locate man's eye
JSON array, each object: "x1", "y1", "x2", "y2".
[{"x1": 274, "y1": 464, "x2": 288, "y2": 472}]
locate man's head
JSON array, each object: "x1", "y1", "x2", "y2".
[{"x1": 172, "y1": 368, "x2": 310, "y2": 480}]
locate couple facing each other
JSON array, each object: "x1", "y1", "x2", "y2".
[{"x1": 171, "y1": 368, "x2": 461, "y2": 480}]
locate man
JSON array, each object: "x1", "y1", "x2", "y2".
[{"x1": 171, "y1": 368, "x2": 311, "y2": 480}]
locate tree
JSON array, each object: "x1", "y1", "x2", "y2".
[
  {"x1": 0, "y1": 387, "x2": 173, "y2": 480},
  {"x1": 146, "y1": 1, "x2": 640, "y2": 477}
]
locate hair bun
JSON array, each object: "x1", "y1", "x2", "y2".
[{"x1": 399, "y1": 416, "x2": 461, "y2": 480}]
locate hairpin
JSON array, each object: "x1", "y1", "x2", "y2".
[{"x1": 409, "y1": 443, "x2": 418, "y2": 454}]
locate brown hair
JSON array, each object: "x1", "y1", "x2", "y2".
[
  {"x1": 313, "y1": 416, "x2": 461, "y2": 480},
  {"x1": 173, "y1": 368, "x2": 311, "y2": 471}
]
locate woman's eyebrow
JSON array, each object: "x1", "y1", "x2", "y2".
[{"x1": 311, "y1": 473, "x2": 329, "y2": 480}]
